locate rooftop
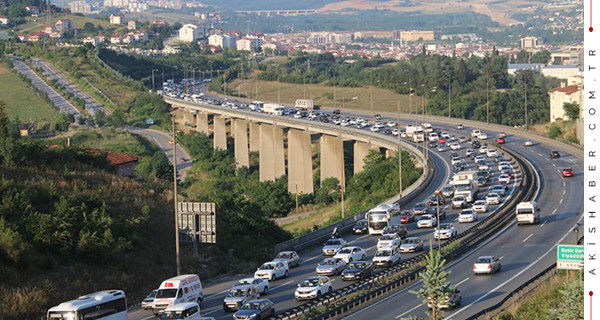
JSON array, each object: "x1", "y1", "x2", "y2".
[{"x1": 549, "y1": 84, "x2": 580, "y2": 95}]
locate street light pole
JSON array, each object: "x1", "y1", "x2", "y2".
[
  {"x1": 486, "y1": 75, "x2": 490, "y2": 125},
  {"x1": 435, "y1": 190, "x2": 441, "y2": 251},
  {"x1": 172, "y1": 115, "x2": 181, "y2": 276},
  {"x1": 524, "y1": 77, "x2": 528, "y2": 131},
  {"x1": 397, "y1": 100, "x2": 403, "y2": 199},
  {"x1": 447, "y1": 67, "x2": 451, "y2": 118}
]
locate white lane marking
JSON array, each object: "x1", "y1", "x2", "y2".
[
  {"x1": 522, "y1": 233, "x2": 534, "y2": 242},
  {"x1": 562, "y1": 190, "x2": 566, "y2": 195},
  {"x1": 559, "y1": 198, "x2": 563, "y2": 204},
  {"x1": 140, "y1": 316, "x2": 155, "y2": 320},
  {"x1": 205, "y1": 288, "x2": 230, "y2": 299},
  {"x1": 540, "y1": 220, "x2": 547, "y2": 227},
  {"x1": 349, "y1": 234, "x2": 371, "y2": 244},
  {"x1": 395, "y1": 304, "x2": 422, "y2": 319},
  {"x1": 202, "y1": 309, "x2": 221, "y2": 316},
  {"x1": 537, "y1": 153, "x2": 544, "y2": 158},
  {"x1": 552, "y1": 208, "x2": 558, "y2": 215},
  {"x1": 270, "y1": 280, "x2": 294, "y2": 293},
  {"x1": 445, "y1": 216, "x2": 584, "y2": 320},
  {"x1": 563, "y1": 181, "x2": 566, "y2": 187},
  {"x1": 499, "y1": 256, "x2": 504, "y2": 260},
  {"x1": 455, "y1": 277, "x2": 470, "y2": 286}
]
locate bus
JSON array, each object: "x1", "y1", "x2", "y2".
[
  {"x1": 47, "y1": 290, "x2": 127, "y2": 320},
  {"x1": 365, "y1": 204, "x2": 399, "y2": 235}
]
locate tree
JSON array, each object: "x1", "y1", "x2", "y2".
[
  {"x1": 107, "y1": 108, "x2": 126, "y2": 127},
  {"x1": 410, "y1": 242, "x2": 453, "y2": 320},
  {"x1": 548, "y1": 124, "x2": 562, "y2": 139},
  {"x1": 0, "y1": 101, "x2": 15, "y2": 166},
  {"x1": 530, "y1": 50, "x2": 551, "y2": 64},
  {"x1": 83, "y1": 22, "x2": 96, "y2": 33},
  {"x1": 563, "y1": 102, "x2": 580, "y2": 121},
  {"x1": 94, "y1": 110, "x2": 107, "y2": 127},
  {"x1": 53, "y1": 112, "x2": 73, "y2": 132},
  {"x1": 150, "y1": 151, "x2": 172, "y2": 180},
  {"x1": 315, "y1": 177, "x2": 341, "y2": 205},
  {"x1": 548, "y1": 276, "x2": 583, "y2": 320}
]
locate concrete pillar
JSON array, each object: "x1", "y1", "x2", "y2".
[
  {"x1": 273, "y1": 126, "x2": 285, "y2": 179},
  {"x1": 259, "y1": 124, "x2": 285, "y2": 181},
  {"x1": 234, "y1": 119, "x2": 249, "y2": 168},
  {"x1": 196, "y1": 112, "x2": 209, "y2": 135},
  {"x1": 213, "y1": 116, "x2": 227, "y2": 150},
  {"x1": 320, "y1": 134, "x2": 344, "y2": 183},
  {"x1": 385, "y1": 148, "x2": 395, "y2": 159},
  {"x1": 182, "y1": 110, "x2": 194, "y2": 126},
  {"x1": 249, "y1": 122, "x2": 260, "y2": 152},
  {"x1": 288, "y1": 129, "x2": 314, "y2": 194},
  {"x1": 354, "y1": 141, "x2": 378, "y2": 174},
  {"x1": 230, "y1": 119, "x2": 235, "y2": 138}
]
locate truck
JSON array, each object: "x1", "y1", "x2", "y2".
[
  {"x1": 262, "y1": 103, "x2": 284, "y2": 116},
  {"x1": 422, "y1": 123, "x2": 433, "y2": 133},
  {"x1": 516, "y1": 201, "x2": 539, "y2": 225},
  {"x1": 451, "y1": 171, "x2": 479, "y2": 202},
  {"x1": 405, "y1": 125, "x2": 424, "y2": 138},
  {"x1": 295, "y1": 99, "x2": 315, "y2": 110}
]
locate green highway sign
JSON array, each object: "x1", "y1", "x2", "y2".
[{"x1": 557, "y1": 245, "x2": 584, "y2": 262}]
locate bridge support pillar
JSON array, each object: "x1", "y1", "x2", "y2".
[
  {"x1": 196, "y1": 112, "x2": 209, "y2": 135},
  {"x1": 259, "y1": 124, "x2": 285, "y2": 181},
  {"x1": 182, "y1": 110, "x2": 194, "y2": 127},
  {"x1": 354, "y1": 141, "x2": 378, "y2": 174},
  {"x1": 249, "y1": 122, "x2": 260, "y2": 152},
  {"x1": 385, "y1": 148, "x2": 395, "y2": 159},
  {"x1": 234, "y1": 119, "x2": 249, "y2": 168},
  {"x1": 213, "y1": 116, "x2": 227, "y2": 150},
  {"x1": 288, "y1": 129, "x2": 314, "y2": 194},
  {"x1": 320, "y1": 134, "x2": 344, "y2": 183}
]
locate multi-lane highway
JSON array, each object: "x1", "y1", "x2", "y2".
[{"x1": 127, "y1": 98, "x2": 537, "y2": 320}]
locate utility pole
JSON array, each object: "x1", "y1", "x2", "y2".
[
  {"x1": 486, "y1": 74, "x2": 490, "y2": 125},
  {"x1": 277, "y1": 75, "x2": 281, "y2": 105},
  {"x1": 151, "y1": 69, "x2": 156, "y2": 92},
  {"x1": 447, "y1": 66, "x2": 451, "y2": 118},
  {"x1": 435, "y1": 190, "x2": 442, "y2": 251},
  {"x1": 524, "y1": 77, "x2": 528, "y2": 131},
  {"x1": 171, "y1": 115, "x2": 181, "y2": 276},
  {"x1": 339, "y1": 135, "x2": 345, "y2": 224},
  {"x1": 333, "y1": 73, "x2": 337, "y2": 109},
  {"x1": 397, "y1": 100, "x2": 402, "y2": 199},
  {"x1": 409, "y1": 72, "x2": 412, "y2": 115}
]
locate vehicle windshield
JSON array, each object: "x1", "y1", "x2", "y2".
[
  {"x1": 380, "y1": 235, "x2": 395, "y2": 240},
  {"x1": 259, "y1": 264, "x2": 275, "y2": 270},
  {"x1": 338, "y1": 248, "x2": 352, "y2": 254},
  {"x1": 403, "y1": 238, "x2": 419, "y2": 244},
  {"x1": 159, "y1": 311, "x2": 186, "y2": 320},
  {"x1": 320, "y1": 259, "x2": 337, "y2": 266},
  {"x1": 240, "y1": 302, "x2": 261, "y2": 310},
  {"x1": 156, "y1": 289, "x2": 177, "y2": 298},
  {"x1": 375, "y1": 250, "x2": 391, "y2": 257},
  {"x1": 493, "y1": 186, "x2": 504, "y2": 190},
  {"x1": 147, "y1": 290, "x2": 157, "y2": 298},
  {"x1": 454, "y1": 197, "x2": 465, "y2": 201},
  {"x1": 415, "y1": 203, "x2": 426, "y2": 208},
  {"x1": 301, "y1": 279, "x2": 321, "y2": 287},
  {"x1": 227, "y1": 289, "x2": 248, "y2": 297},
  {"x1": 461, "y1": 211, "x2": 473, "y2": 215},
  {"x1": 236, "y1": 279, "x2": 252, "y2": 286},
  {"x1": 356, "y1": 220, "x2": 367, "y2": 226},
  {"x1": 47, "y1": 312, "x2": 77, "y2": 320},
  {"x1": 419, "y1": 215, "x2": 433, "y2": 221},
  {"x1": 517, "y1": 208, "x2": 534, "y2": 214},
  {"x1": 276, "y1": 252, "x2": 291, "y2": 259},
  {"x1": 439, "y1": 224, "x2": 451, "y2": 230},
  {"x1": 475, "y1": 257, "x2": 492, "y2": 264},
  {"x1": 325, "y1": 239, "x2": 342, "y2": 246},
  {"x1": 347, "y1": 263, "x2": 365, "y2": 269}
]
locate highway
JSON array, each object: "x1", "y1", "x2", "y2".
[{"x1": 127, "y1": 100, "x2": 526, "y2": 320}]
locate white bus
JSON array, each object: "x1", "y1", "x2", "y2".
[
  {"x1": 365, "y1": 204, "x2": 399, "y2": 235},
  {"x1": 47, "y1": 290, "x2": 127, "y2": 320}
]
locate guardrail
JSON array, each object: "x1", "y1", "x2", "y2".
[{"x1": 274, "y1": 145, "x2": 536, "y2": 320}]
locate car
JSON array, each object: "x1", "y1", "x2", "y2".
[
  {"x1": 294, "y1": 112, "x2": 303, "y2": 119},
  {"x1": 412, "y1": 202, "x2": 428, "y2": 215},
  {"x1": 161, "y1": 302, "x2": 203, "y2": 319},
  {"x1": 441, "y1": 184, "x2": 455, "y2": 198},
  {"x1": 472, "y1": 200, "x2": 489, "y2": 213},
  {"x1": 474, "y1": 155, "x2": 486, "y2": 163},
  {"x1": 370, "y1": 126, "x2": 380, "y2": 132},
  {"x1": 254, "y1": 261, "x2": 289, "y2": 281},
  {"x1": 471, "y1": 129, "x2": 481, "y2": 138},
  {"x1": 233, "y1": 278, "x2": 270, "y2": 298},
  {"x1": 458, "y1": 209, "x2": 478, "y2": 223},
  {"x1": 387, "y1": 121, "x2": 397, "y2": 127},
  {"x1": 449, "y1": 134, "x2": 458, "y2": 141},
  {"x1": 486, "y1": 149, "x2": 497, "y2": 158},
  {"x1": 322, "y1": 238, "x2": 347, "y2": 256},
  {"x1": 392, "y1": 128, "x2": 399, "y2": 135},
  {"x1": 459, "y1": 136, "x2": 469, "y2": 143},
  {"x1": 417, "y1": 214, "x2": 437, "y2": 228},
  {"x1": 451, "y1": 157, "x2": 463, "y2": 166},
  {"x1": 457, "y1": 124, "x2": 464, "y2": 129},
  {"x1": 562, "y1": 168, "x2": 574, "y2": 177},
  {"x1": 497, "y1": 132, "x2": 506, "y2": 138},
  {"x1": 452, "y1": 196, "x2": 467, "y2": 209},
  {"x1": 233, "y1": 299, "x2": 275, "y2": 320},
  {"x1": 377, "y1": 233, "x2": 402, "y2": 249},
  {"x1": 478, "y1": 133, "x2": 488, "y2": 140},
  {"x1": 333, "y1": 109, "x2": 341, "y2": 114},
  {"x1": 550, "y1": 149, "x2": 561, "y2": 159},
  {"x1": 316, "y1": 257, "x2": 347, "y2": 276},
  {"x1": 352, "y1": 219, "x2": 368, "y2": 234},
  {"x1": 450, "y1": 151, "x2": 459, "y2": 158},
  {"x1": 168, "y1": 139, "x2": 174, "y2": 145},
  {"x1": 374, "y1": 114, "x2": 382, "y2": 120},
  {"x1": 491, "y1": 185, "x2": 507, "y2": 196},
  {"x1": 465, "y1": 149, "x2": 475, "y2": 157},
  {"x1": 400, "y1": 237, "x2": 424, "y2": 253},
  {"x1": 495, "y1": 137, "x2": 505, "y2": 144},
  {"x1": 341, "y1": 261, "x2": 374, "y2": 281},
  {"x1": 295, "y1": 276, "x2": 333, "y2": 300},
  {"x1": 449, "y1": 143, "x2": 461, "y2": 150},
  {"x1": 498, "y1": 161, "x2": 511, "y2": 171},
  {"x1": 334, "y1": 246, "x2": 367, "y2": 263},
  {"x1": 434, "y1": 223, "x2": 457, "y2": 240},
  {"x1": 524, "y1": 140, "x2": 533, "y2": 147},
  {"x1": 399, "y1": 210, "x2": 416, "y2": 224},
  {"x1": 373, "y1": 246, "x2": 402, "y2": 268},
  {"x1": 473, "y1": 256, "x2": 502, "y2": 275},
  {"x1": 471, "y1": 140, "x2": 481, "y2": 149},
  {"x1": 428, "y1": 286, "x2": 461, "y2": 309},
  {"x1": 498, "y1": 174, "x2": 511, "y2": 184},
  {"x1": 479, "y1": 144, "x2": 489, "y2": 153},
  {"x1": 502, "y1": 170, "x2": 515, "y2": 180},
  {"x1": 478, "y1": 177, "x2": 488, "y2": 187},
  {"x1": 437, "y1": 144, "x2": 449, "y2": 152},
  {"x1": 426, "y1": 207, "x2": 447, "y2": 220},
  {"x1": 485, "y1": 193, "x2": 501, "y2": 205},
  {"x1": 428, "y1": 140, "x2": 437, "y2": 148},
  {"x1": 440, "y1": 132, "x2": 450, "y2": 140},
  {"x1": 141, "y1": 290, "x2": 158, "y2": 310},
  {"x1": 428, "y1": 195, "x2": 445, "y2": 206},
  {"x1": 223, "y1": 287, "x2": 260, "y2": 312},
  {"x1": 273, "y1": 251, "x2": 300, "y2": 268},
  {"x1": 382, "y1": 224, "x2": 408, "y2": 239}
]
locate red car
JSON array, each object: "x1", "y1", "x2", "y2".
[
  {"x1": 399, "y1": 210, "x2": 415, "y2": 224},
  {"x1": 562, "y1": 168, "x2": 574, "y2": 177},
  {"x1": 495, "y1": 137, "x2": 505, "y2": 144},
  {"x1": 438, "y1": 138, "x2": 447, "y2": 144}
]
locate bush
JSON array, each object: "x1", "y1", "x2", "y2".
[{"x1": 548, "y1": 125, "x2": 562, "y2": 139}]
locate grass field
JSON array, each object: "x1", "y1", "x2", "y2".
[
  {"x1": 126, "y1": 9, "x2": 199, "y2": 24},
  {"x1": 0, "y1": 64, "x2": 57, "y2": 122},
  {"x1": 19, "y1": 14, "x2": 118, "y2": 33},
  {"x1": 232, "y1": 78, "x2": 426, "y2": 114},
  {"x1": 282, "y1": 203, "x2": 342, "y2": 236},
  {"x1": 52, "y1": 127, "x2": 160, "y2": 157}
]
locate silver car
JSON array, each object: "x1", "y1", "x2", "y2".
[
  {"x1": 322, "y1": 238, "x2": 347, "y2": 256},
  {"x1": 400, "y1": 237, "x2": 424, "y2": 253},
  {"x1": 223, "y1": 288, "x2": 259, "y2": 312},
  {"x1": 315, "y1": 257, "x2": 347, "y2": 276},
  {"x1": 273, "y1": 251, "x2": 301, "y2": 268},
  {"x1": 473, "y1": 256, "x2": 502, "y2": 274}
]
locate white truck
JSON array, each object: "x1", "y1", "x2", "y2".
[
  {"x1": 153, "y1": 274, "x2": 204, "y2": 314},
  {"x1": 422, "y1": 123, "x2": 433, "y2": 133},
  {"x1": 405, "y1": 125, "x2": 424, "y2": 138},
  {"x1": 452, "y1": 171, "x2": 479, "y2": 203},
  {"x1": 516, "y1": 201, "x2": 540, "y2": 225},
  {"x1": 262, "y1": 103, "x2": 284, "y2": 115},
  {"x1": 295, "y1": 99, "x2": 315, "y2": 110}
]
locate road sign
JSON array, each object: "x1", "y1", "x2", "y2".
[
  {"x1": 178, "y1": 202, "x2": 216, "y2": 244},
  {"x1": 557, "y1": 244, "x2": 583, "y2": 270}
]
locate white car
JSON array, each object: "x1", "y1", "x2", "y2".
[
  {"x1": 387, "y1": 121, "x2": 397, "y2": 127},
  {"x1": 498, "y1": 161, "x2": 511, "y2": 171},
  {"x1": 498, "y1": 174, "x2": 511, "y2": 184},
  {"x1": 377, "y1": 233, "x2": 401, "y2": 249},
  {"x1": 434, "y1": 223, "x2": 457, "y2": 240},
  {"x1": 334, "y1": 246, "x2": 367, "y2": 263},
  {"x1": 472, "y1": 200, "x2": 489, "y2": 213},
  {"x1": 254, "y1": 261, "x2": 289, "y2": 281},
  {"x1": 441, "y1": 132, "x2": 450, "y2": 139},
  {"x1": 294, "y1": 112, "x2": 303, "y2": 119},
  {"x1": 315, "y1": 258, "x2": 347, "y2": 276},
  {"x1": 451, "y1": 157, "x2": 463, "y2": 166},
  {"x1": 295, "y1": 276, "x2": 333, "y2": 300},
  {"x1": 233, "y1": 277, "x2": 270, "y2": 295},
  {"x1": 322, "y1": 238, "x2": 347, "y2": 256},
  {"x1": 437, "y1": 144, "x2": 448, "y2": 152},
  {"x1": 428, "y1": 132, "x2": 439, "y2": 141},
  {"x1": 372, "y1": 246, "x2": 402, "y2": 268},
  {"x1": 473, "y1": 256, "x2": 502, "y2": 275},
  {"x1": 486, "y1": 149, "x2": 497, "y2": 157},
  {"x1": 466, "y1": 149, "x2": 475, "y2": 157},
  {"x1": 392, "y1": 128, "x2": 399, "y2": 136},
  {"x1": 524, "y1": 140, "x2": 533, "y2": 147},
  {"x1": 370, "y1": 126, "x2": 380, "y2": 132},
  {"x1": 417, "y1": 214, "x2": 437, "y2": 228},
  {"x1": 341, "y1": 120, "x2": 350, "y2": 127},
  {"x1": 479, "y1": 133, "x2": 488, "y2": 140},
  {"x1": 458, "y1": 209, "x2": 478, "y2": 223},
  {"x1": 459, "y1": 136, "x2": 469, "y2": 143},
  {"x1": 478, "y1": 163, "x2": 490, "y2": 171},
  {"x1": 457, "y1": 124, "x2": 464, "y2": 130},
  {"x1": 479, "y1": 145, "x2": 489, "y2": 153},
  {"x1": 452, "y1": 196, "x2": 467, "y2": 209},
  {"x1": 273, "y1": 251, "x2": 301, "y2": 268},
  {"x1": 471, "y1": 129, "x2": 481, "y2": 138},
  {"x1": 485, "y1": 193, "x2": 501, "y2": 205},
  {"x1": 400, "y1": 237, "x2": 424, "y2": 253},
  {"x1": 450, "y1": 143, "x2": 461, "y2": 150},
  {"x1": 491, "y1": 185, "x2": 507, "y2": 196}
]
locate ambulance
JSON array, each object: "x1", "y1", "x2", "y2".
[{"x1": 153, "y1": 274, "x2": 204, "y2": 314}]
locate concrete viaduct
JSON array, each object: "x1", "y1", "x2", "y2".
[{"x1": 166, "y1": 97, "x2": 427, "y2": 195}]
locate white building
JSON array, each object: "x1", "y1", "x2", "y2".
[
  {"x1": 110, "y1": 14, "x2": 124, "y2": 25},
  {"x1": 328, "y1": 33, "x2": 353, "y2": 44},
  {"x1": 208, "y1": 33, "x2": 238, "y2": 49},
  {"x1": 307, "y1": 33, "x2": 327, "y2": 45},
  {"x1": 548, "y1": 83, "x2": 583, "y2": 122},
  {"x1": 236, "y1": 37, "x2": 262, "y2": 52},
  {"x1": 69, "y1": 1, "x2": 93, "y2": 14},
  {"x1": 178, "y1": 24, "x2": 206, "y2": 43},
  {"x1": 0, "y1": 16, "x2": 9, "y2": 25},
  {"x1": 520, "y1": 36, "x2": 540, "y2": 49},
  {"x1": 541, "y1": 65, "x2": 582, "y2": 80}
]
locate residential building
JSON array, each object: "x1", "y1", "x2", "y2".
[
  {"x1": 110, "y1": 14, "x2": 124, "y2": 25},
  {"x1": 307, "y1": 33, "x2": 327, "y2": 45},
  {"x1": 507, "y1": 63, "x2": 543, "y2": 76},
  {"x1": 520, "y1": 36, "x2": 540, "y2": 49},
  {"x1": 128, "y1": 20, "x2": 141, "y2": 30},
  {"x1": 328, "y1": 33, "x2": 353, "y2": 44},
  {"x1": 178, "y1": 24, "x2": 206, "y2": 42},
  {"x1": 541, "y1": 65, "x2": 582, "y2": 79},
  {"x1": 55, "y1": 19, "x2": 74, "y2": 32},
  {"x1": 208, "y1": 33, "x2": 238, "y2": 49},
  {"x1": 262, "y1": 42, "x2": 278, "y2": 51},
  {"x1": 69, "y1": 1, "x2": 93, "y2": 14},
  {"x1": 128, "y1": 1, "x2": 148, "y2": 12},
  {"x1": 152, "y1": 20, "x2": 166, "y2": 26},
  {"x1": 548, "y1": 83, "x2": 583, "y2": 122},
  {"x1": 550, "y1": 45, "x2": 583, "y2": 65},
  {"x1": 399, "y1": 30, "x2": 434, "y2": 42},
  {"x1": 28, "y1": 32, "x2": 46, "y2": 42},
  {"x1": 25, "y1": 6, "x2": 39, "y2": 15},
  {"x1": 236, "y1": 37, "x2": 262, "y2": 52},
  {"x1": 0, "y1": 15, "x2": 9, "y2": 25},
  {"x1": 110, "y1": 33, "x2": 122, "y2": 44},
  {"x1": 83, "y1": 36, "x2": 100, "y2": 46},
  {"x1": 164, "y1": 44, "x2": 181, "y2": 55}
]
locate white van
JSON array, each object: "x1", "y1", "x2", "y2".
[
  {"x1": 153, "y1": 274, "x2": 204, "y2": 314},
  {"x1": 516, "y1": 201, "x2": 540, "y2": 225}
]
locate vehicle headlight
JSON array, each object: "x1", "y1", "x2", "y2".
[{"x1": 248, "y1": 314, "x2": 258, "y2": 319}]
